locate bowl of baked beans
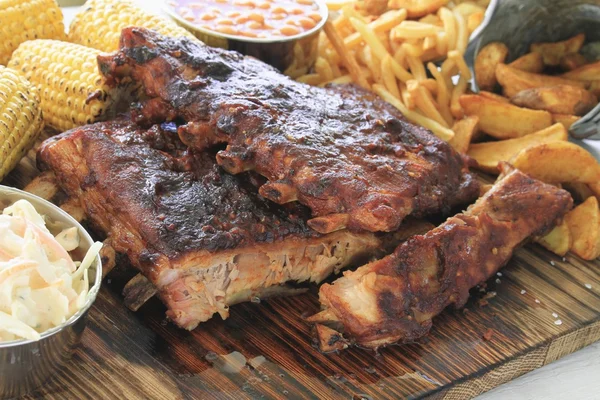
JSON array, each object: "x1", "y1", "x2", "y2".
[{"x1": 164, "y1": 0, "x2": 328, "y2": 72}]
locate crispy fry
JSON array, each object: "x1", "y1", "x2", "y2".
[
  {"x1": 565, "y1": 196, "x2": 600, "y2": 260},
  {"x1": 560, "y1": 53, "x2": 587, "y2": 71},
  {"x1": 315, "y1": 57, "x2": 334, "y2": 81},
  {"x1": 562, "y1": 60, "x2": 600, "y2": 81},
  {"x1": 478, "y1": 90, "x2": 510, "y2": 103},
  {"x1": 427, "y1": 62, "x2": 453, "y2": 125},
  {"x1": 323, "y1": 21, "x2": 370, "y2": 89},
  {"x1": 391, "y1": 21, "x2": 443, "y2": 40},
  {"x1": 450, "y1": 115, "x2": 479, "y2": 153},
  {"x1": 536, "y1": 220, "x2": 571, "y2": 257},
  {"x1": 450, "y1": 76, "x2": 469, "y2": 119},
  {"x1": 531, "y1": 33, "x2": 585, "y2": 66},
  {"x1": 325, "y1": 0, "x2": 355, "y2": 11},
  {"x1": 408, "y1": 80, "x2": 449, "y2": 127},
  {"x1": 406, "y1": 53, "x2": 427, "y2": 81},
  {"x1": 452, "y1": 8, "x2": 468, "y2": 55},
  {"x1": 474, "y1": 42, "x2": 508, "y2": 91},
  {"x1": 495, "y1": 63, "x2": 587, "y2": 98},
  {"x1": 399, "y1": 82, "x2": 416, "y2": 109},
  {"x1": 349, "y1": 17, "x2": 413, "y2": 83},
  {"x1": 344, "y1": 9, "x2": 408, "y2": 48},
  {"x1": 448, "y1": 49, "x2": 472, "y2": 80},
  {"x1": 374, "y1": 84, "x2": 455, "y2": 141},
  {"x1": 508, "y1": 52, "x2": 544, "y2": 73},
  {"x1": 511, "y1": 85, "x2": 597, "y2": 116},
  {"x1": 439, "y1": 7, "x2": 456, "y2": 52},
  {"x1": 510, "y1": 141, "x2": 600, "y2": 183},
  {"x1": 388, "y1": 0, "x2": 450, "y2": 18},
  {"x1": 381, "y1": 54, "x2": 401, "y2": 98},
  {"x1": 467, "y1": 123, "x2": 567, "y2": 173},
  {"x1": 589, "y1": 183, "x2": 600, "y2": 201}
]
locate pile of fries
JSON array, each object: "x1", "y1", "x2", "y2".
[
  {"x1": 289, "y1": 0, "x2": 490, "y2": 141},
  {"x1": 465, "y1": 34, "x2": 600, "y2": 261}
]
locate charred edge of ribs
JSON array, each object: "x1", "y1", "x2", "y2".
[
  {"x1": 308, "y1": 166, "x2": 573, "y2": 350},
  {"x1": 98, "y1": 27, "x2": 479, "y2": 234},
  {"x1": 37, "y1": 119, "x2": 384, "y2": 329}
]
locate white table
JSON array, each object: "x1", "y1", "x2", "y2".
[{"x1": 61, "y1": 2, "x2": 600, "y2": 398}]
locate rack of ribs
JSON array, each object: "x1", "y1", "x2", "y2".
[
  {"x1": 308, "y1": 165, "x2": 573, "y2": 350},
  {"x1": 37, "y1": 119, "x2": 387, "y2": 330},
  {"x1": 97, "y1": 28, "x2": 479, "y2": 234}
]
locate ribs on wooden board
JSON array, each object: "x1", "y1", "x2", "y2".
[
  {"x1": 308, "y1": 166, "x2": 573, "y2": 350},
  {"x1": 37, "y1": 119, "x2": 385, "y2": 330},
  {"x1": 98, "y1": 27, "x2": 479, "y2": 234}
]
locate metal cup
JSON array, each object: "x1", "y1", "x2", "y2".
[
  {"x1": 0, "y1": 186, "x2": 102, "y2": 399},
  {"x1": 466, "y1": 0, "x2": 600, "y2": 139}
]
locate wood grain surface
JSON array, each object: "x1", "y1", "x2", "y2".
[{"x1": 3, "y1": 139, "x2": 600, "y2": 400}]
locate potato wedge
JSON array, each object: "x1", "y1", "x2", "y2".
[
  {"x1": 467, "y1": 123, "x2": 567, "y2": 173},
  {"x1": 588, "y1": 81, "x2": 600, "y2": 97},
  {"x1": 474, "y1": 42, "x2": 509, "y2": 91},
  {"x1": 562, "y1": 60, "x2": 600, "y2": 81},
  {"x1": 450, "y1": 116, "x2": 479, "y2": 154},
  {"x1": 496, "y1": 63, "x2": 587, "y2": 98},
  {"x1": 536, "y1": 220, "x2": 571, "y2": 257},
  {"x1": 589, "y1": 182, "x2": 600, "y2": 201},
  {"x1": 563, "y1": 182, "x2": 594, "y2": 203},
  {"x1": 552, "y1": 113, "x2": 580, "y2": 130},
  {"x1": 510, "y1": 85, "x2": 598, "y2": 116},
  {"x1": 460, "y1": 94, "x2": 553, "y2": 139},
  {"x1": 510, "y1": 141, "x2": 600, "y2": 183},
  {"x1": 565, "y1": 196, "x2": 600, "y2": 260},
  {"x1": 478, "y1": 90, "x2": 510, "y2": 103},
  {"x1": 509, "y1": 52, "x2": 544, "y2": 73},
  {"x1": 530, "y1": 33, "x2": 585, "y2": 66},
  {"x1": 560, "y1": 53, "x2": 587, "y2": 71}
]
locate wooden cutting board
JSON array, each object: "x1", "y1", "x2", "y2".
[{"x1": 4, "y1": 144, "x2": 600, "y2": 400}]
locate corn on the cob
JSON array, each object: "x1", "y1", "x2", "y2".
[
  {"x1": 0, "y1": 0, "x2": 66, "y2": 65},
  {"x1": 0, "y1": 66, "x2": 44, "y2": 181},
  {"x1": 68, "y1": 0, "x2": 198, "y2": 53},
  {"x1": 8, "y1": 40, "x2": 130, "y2": 132}
]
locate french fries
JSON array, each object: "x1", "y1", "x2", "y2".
[
  {"x1": 536, "y1": 220, "x2": 571, "y2": 257},
  {"x1": 508, "y1": 52, "x2": 544, "y2": 73},
  {"x1": 530, "y1": 33, "x2": 585, "y2": 66},
  {"x1": 478, "y1": 90, "x2": 510, "y2": 103},
  {"x1": 495, "y1": 63, "x2": 587, "y2": 98},
  {"x1": 467, "y1": 123, "x2": 567, "y2": 173},
  {"x1": 460, "y1": 94, "x2": 553, "y2": 139},
  {"x1": 297, "y1": 0, "x2": 488, "y2": 141},
  {"x1": 510, "y1": 85, "x2": 597, "y2": 116},
  {"x1": 560, "y1": 53, "x2": 587, "y2": 71},
  {"x1": 510, "y1": 141, "x2": 600, "y2": 184},
  {"x1": 565, "y1": 196, "x2": 600, "y2": 260},
  {"x1": 474, "y1": 42, "x2": 508, "y2": 91}
]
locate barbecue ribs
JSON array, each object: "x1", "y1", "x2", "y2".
[
  {"x1": 309, "y1": 166, "x2": 573, "y2": 350},
  {"x1": 98, "y1": 28, "x2": 479, "y2": 234},
  {"x1": 37, "y1": 119, "x2": 385, "y2": 330}
]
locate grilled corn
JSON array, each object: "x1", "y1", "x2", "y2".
[
  {"x1": 8, "y1": 40, "x2": 128, "y2": 132},
  {"x1": 0, "y1": 0, "x2": 66, "y2": 65},
  {"x1": 69, "y1": 0, "x2": 197, "y2": 53},
  {"x1": 0, "y1": 66, "x2": 43, "y2": 181}
]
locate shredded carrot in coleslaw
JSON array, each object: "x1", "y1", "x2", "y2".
[{"x1": 0, "y1": 199, "x2": 102, "y2": 342}]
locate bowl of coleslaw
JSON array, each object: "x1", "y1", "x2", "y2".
[{"x1": 0, "y1": 185, "x2": 102, "y2": 399}]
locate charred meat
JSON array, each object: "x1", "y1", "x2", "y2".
[
  {"x1": 309, "y1": 166, "x2": 573, "y2": 349},
  {"x1": 98, "y1": 28, "x2": 479, "y2": 234},
  {"x1": 37, "y1": 119, "x2": 383, "y2": 330}
]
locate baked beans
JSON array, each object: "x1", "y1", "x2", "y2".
[{"x1": 168, "y1": 0, "x2": 323, "y2": 38}]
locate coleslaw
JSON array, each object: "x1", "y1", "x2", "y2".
[{"x1": 0, "y1": 199, "x2": 102, "y2": 342}]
